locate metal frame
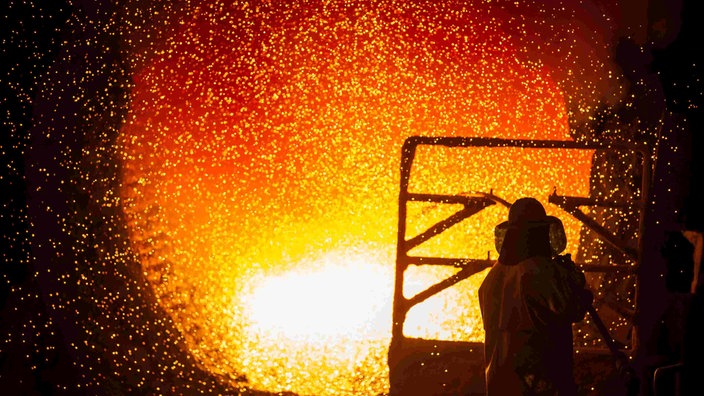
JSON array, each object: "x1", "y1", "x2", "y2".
[{"x1": 389, "y1": 136, "x2": 652, "y2": 394}]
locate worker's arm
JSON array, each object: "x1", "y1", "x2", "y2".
[{"x1": 523, "y1": 255, "x2": 593, "y2": 325}]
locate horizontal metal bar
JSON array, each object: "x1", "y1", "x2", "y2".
[
  {"x1": 578, "y1": 263, "x2": 636, "y2": 273},
  {"x1": 405, "y1": 257, "x2": 495, "y2": 268},
  {"x1": 406, "y1": 193, "x2": 493, "y2": 205},
  {"x1": 404, "y1": 136, "x2": 649, "y2": 152},
  {"x1": 574, "y1": 347, "x2": 632, "y2": 355},
  {"x1": 406, "y1": 257, "x2": 633, "y2": 273},
  {"x1": 549, "y1": 194, "x2": 642, "y2": 210}
]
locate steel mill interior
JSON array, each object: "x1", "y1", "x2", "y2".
[{"x1": 2, "y1": 1, "x2": 702, "y2": 395}]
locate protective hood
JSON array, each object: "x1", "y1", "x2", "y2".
[
  {"x1": 494, "y1": 216, "x2": 567, "y2": 257},
  {"x1": 493, "y1": 197, "x2": 567, "y2": 263}
]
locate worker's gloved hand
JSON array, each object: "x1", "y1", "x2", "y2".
[{"x1": 554, "y1": 253, "x2": 587, "y2": 288}]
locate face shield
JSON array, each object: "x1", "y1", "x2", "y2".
[{"x1": 494, "y1": 216, "x2": 567, "y2": 257}]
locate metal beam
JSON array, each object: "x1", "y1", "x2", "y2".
[
  {"x1": 549, "y1": 194, "x2": 639, "y2": 260},
  {"x1": 404, "y1": 201, "x2": 493, "y2": 251},
  {"x1": 405, "y1": 264, "x2": 493, "y2": 309}
]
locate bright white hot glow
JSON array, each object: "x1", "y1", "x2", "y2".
[
  {"x1": 244, "y1": 252, "x2": 394, "y2": 341},
  {"x1": 232, "y1": 248, "x2": 490, "y2": 394}
]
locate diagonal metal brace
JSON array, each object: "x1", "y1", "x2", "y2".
[
  {"x1": 404, "y1": 200, "x2": 492, "y2": 251},
  {"x1": 549, "y1": 194, "x2": 638, "y2": 260},
  {"x1": 405, "y1": 262, "x2": 492, "y2": 309}
]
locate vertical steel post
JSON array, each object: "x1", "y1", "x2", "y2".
[{"x1": 391, "y1": 139, "x2": 417, "y2": 339}]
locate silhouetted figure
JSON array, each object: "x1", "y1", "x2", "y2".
[{"x1": 479, "y1": 197, "x2": 592, "y2": 395}]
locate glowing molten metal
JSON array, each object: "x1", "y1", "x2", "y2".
[{"x1": 118, "y1": 1, "x2": 595, "y2": 395}]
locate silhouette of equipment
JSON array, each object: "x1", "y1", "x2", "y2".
[
  {"x1": 586, "y1": 304, "x2": 640, "y2": 395},
  {"x1": 389, "y1": 136, "x2": 651, "y2": 396},
  {"x1": 557, "y1": 253, "x2": 640, "y2": 396}
]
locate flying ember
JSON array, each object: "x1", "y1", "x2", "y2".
[{"x1": 117, "y1": 1, "x2": 595, "y2": 394}]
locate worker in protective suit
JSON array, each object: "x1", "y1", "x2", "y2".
[{"x1": 479, "y1": 197, "x2": 593, "y2": 395}]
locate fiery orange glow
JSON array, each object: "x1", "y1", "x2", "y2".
[{"x1": 118, "y1": 1, "x2": 594, "y2": 395}]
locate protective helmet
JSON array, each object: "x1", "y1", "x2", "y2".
[{"x1": 494, "y1": 197, "x2": 567, "y2": 256}]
